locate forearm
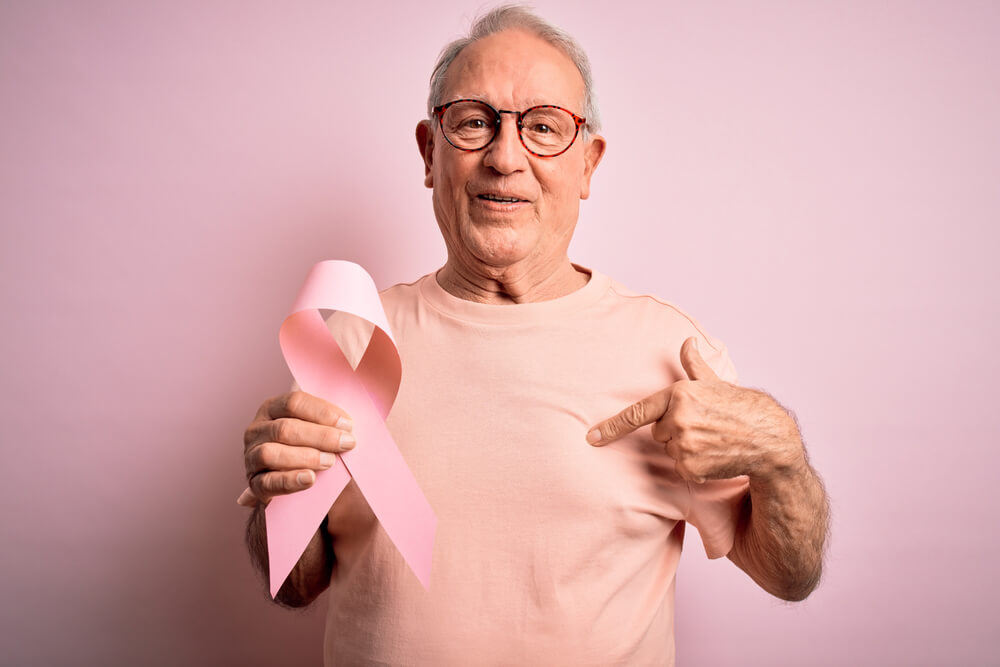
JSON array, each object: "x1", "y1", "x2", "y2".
[
  {"x1": 728, "y1": 457, "x2": 829, "y2": 601},
  {"x1": 245, "y1": 506, "x2": 335, "y2": 607}
]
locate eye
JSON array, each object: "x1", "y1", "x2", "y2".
[
  {"x1": 529, "y1": 122, "x2": 553, "y2": 134},
  {"x1": 463, "y1": 118, "x2": 490, "y2": 130}
]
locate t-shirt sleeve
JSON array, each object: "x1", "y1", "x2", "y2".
[
  {"x1": 700, "y1": 338, "x2": 738, "y2": 385},
  {"x1": 685, "y1": 339, "x2": 748, "y2": 558}
]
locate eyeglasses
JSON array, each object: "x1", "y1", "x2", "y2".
[{"x1": 432, "y1": 99, "x2": 586, "y2": 158}]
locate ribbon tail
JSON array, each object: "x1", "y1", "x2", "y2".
[
  {"x1": 339, "y1": 411, "x2": 437, "y2": 589},
  {"x1": 264, "y1": 458, "x2": 351, "y2": 599}
]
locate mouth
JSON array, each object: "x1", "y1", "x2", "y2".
[{"x1": 476, "y1": 192, "x2": 529, "y2": 204}]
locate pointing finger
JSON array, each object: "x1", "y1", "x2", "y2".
[
  {"x1": 587, "y1": 388, "x2": 672, "y2": 446},
  {"x1": 680, "y1": 337, "x2": 719, "y2": 382}
]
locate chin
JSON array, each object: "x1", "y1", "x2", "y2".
[{"x1": 464, "y1": 227, "x2": 535, "y2": 267}]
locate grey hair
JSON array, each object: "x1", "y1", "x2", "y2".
[{"x1": 427, "y1": 4, "x2": 601, "y2": 134}]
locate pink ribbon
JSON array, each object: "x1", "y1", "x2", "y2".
[{"x1": 264, "y1": 260, "x2": 436, "y2": 597}]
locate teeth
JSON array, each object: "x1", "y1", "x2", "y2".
[{"x1": 481, "y1": 194, "x2": 521, "y2": 203}]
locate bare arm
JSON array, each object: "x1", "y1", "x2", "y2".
[
  {"x1": 245, "y1": 504, "x2": 334, "y2": 607},
  {"x1": 589, "y1": 337, "x2": 830, "y2": 601},
  {"x1": 727, "y1": 425, "x2": 829, "y2": 601}
]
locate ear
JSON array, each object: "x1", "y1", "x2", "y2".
[
  {"x1": 579, "y1": 133, "x2": 607, "y2": 200},
  {"x1": 415, "y1": 120, "x2": 435, "y2": 189}
]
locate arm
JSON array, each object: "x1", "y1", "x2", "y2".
[
  {"x1": 726, "y1": 416, "x2": 829, "y2": 601},
  {"x1": 588, "y1": 337, "x2": 830, "y2": 601},
  {"x1": 245, "y1": 504, "x2": 335, "y2": 607}
]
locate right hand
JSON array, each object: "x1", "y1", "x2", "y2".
[{"x1": 237, "y1": 391, "x2": 355, "y2": 507}]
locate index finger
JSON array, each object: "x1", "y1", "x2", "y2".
[
  {"x1": 259, "y1": 391, "x2": 353, "y2": 430},
  {"x1": 586, "y1": 387, "x2": 672, "y2": 447}
]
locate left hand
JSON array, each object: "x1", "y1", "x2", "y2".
[{"x1": 587, "y1": 337, "x2": 806, "y2": 484}]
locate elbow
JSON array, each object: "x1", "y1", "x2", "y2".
[
  {"x1": 768, "y1": 564, "x2": 822, "y2": 602},
  {"x1": 272, "y1": 568, "x2": 331, "y2": 609}
]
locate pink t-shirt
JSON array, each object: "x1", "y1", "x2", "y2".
[{"x1": 321, "y1": 268, "x2": 749, "y2": 666}]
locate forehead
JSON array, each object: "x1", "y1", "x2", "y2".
[{"x1": 442, "y1": 28, "x2": 585, "y2": 111}]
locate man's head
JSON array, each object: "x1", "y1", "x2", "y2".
[
  {"x1": 426, "y1": 5, "x2": 602, "y2": 135},
  {"x1": 416, "y1": 5, "x2": 606, "y2": 287}
]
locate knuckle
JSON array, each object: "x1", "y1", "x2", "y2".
[
  {"x1": 651, "y1": 420, "x2": 670, "y2": 442},
  {"x1": 256, "y1": 442, "x2": 285, "y2": 470},
  {"x1": 257, "y1": 471, "x2": 290, "y2": 496},
  {"x1": 272, "y1": 418, "x2": 296, "y2": 444},
  {"x1": 243, "y1": 423, "x2": 258, "y2": 449},
  {"x1": 249, "y1": 472, "x2": 269, "y2": 498},
  {"x1": 623, "y1": 402, "x2": 646, "y2": 428},
  {"x1": 601, "y1": 419, "x2": 622, "y2": 439},
  {"x1": 285, "y1": 391, "x2": 306, "y2": 416},
  {"x1": 672, "y1": 382, "x2": 690, "y2": 401},
  {"x1": 277, "y1": 474, "x2": 296, "y2": 494},
  {"x1": 317, "y1": 403, "x2": 338, "y2": 427}
]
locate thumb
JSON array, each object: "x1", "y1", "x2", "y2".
[
  {"x1": 587, "y1": 389, "x2": 671, "y2": 446},
  {"x1": 680, "y1": 337, "x2": 719, "y2": 382}
]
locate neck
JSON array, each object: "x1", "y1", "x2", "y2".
[{"x1": 436, "y1": 256, "x2": 589, "y2": 304}]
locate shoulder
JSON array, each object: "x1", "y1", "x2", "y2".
[
  {"x1": 379, "y1": 274, "x2": 425, "y2": 302},
  {"x1": 597, "y1": 273, "x2": 738, "y2": 383}
]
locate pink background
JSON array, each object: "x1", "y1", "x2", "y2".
[{"x1": 2, "y1": 2, "x2": 997, "y2": 664}]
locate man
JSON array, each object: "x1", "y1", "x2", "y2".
[{"x1": 240, "y1": 6, "x2": 828, "y2": 665}]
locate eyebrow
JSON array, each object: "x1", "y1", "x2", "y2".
[{"x1": 450, "y1": 94, "x2": 575, "y2": 111}]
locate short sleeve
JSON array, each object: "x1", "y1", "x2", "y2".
[{"x1": 700, "y1": 339, "x2": 738, "y2": 385}]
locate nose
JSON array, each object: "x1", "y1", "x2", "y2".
[{"x1": 482, "y1": 111, "x2": 528, "y2": 174}]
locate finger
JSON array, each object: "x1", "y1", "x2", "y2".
[
  {"x1": 250, "y1": 469, "x2": 316, "y2": 503},
  {"x1": 236, "y1": 487, "x2": 259, "y2": 507},
  {"x1": 246, "y1": 441, "x2": 339, "y2": 478},
  {"x1": 245, "y1": 417, "x2": 356, "y2": 454},
  {"x1": 587, "y1": 388, "x2": 672, "y2": 446},
  {"x1": 260, "y1": 391, "x2": 353, "y2": 431},
  {"x1": 680, "y1": 337, "x2": 719, "y2": 382}
]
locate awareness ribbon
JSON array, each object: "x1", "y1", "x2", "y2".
[{"x1": 263, "y1": 260, "x2": 436, "y2": 597}]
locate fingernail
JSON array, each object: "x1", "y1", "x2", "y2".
[
  {"x1": 336, "y1": 416, "x2": 354, "y2": 432},
  {"x1": 297, "y1": 471, "x2": 314, "y2": 486},
  {"x1": 236, "y1": 488, "x2": 254, "y2": 506},
  {"x1": 692, "y1": 338, "x2": 700, "y2": 352},
  {"x1": 586, "y1": 428, "x2": 602, "y2": 445},
  {"x1": 319, "y1": 452, "x2": 336, "y2": 468},
  {"x1": 339, "y1": 432, "x2": 356, "y2": 449}
]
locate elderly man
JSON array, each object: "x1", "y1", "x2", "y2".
[{"x1": 240, "y1": 5, "x2": 828, "y2": 665}]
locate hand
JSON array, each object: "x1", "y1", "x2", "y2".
[
  {"x1": 587, "y1": 337, "x2": 806, "y2": 484},
  {"x1": 237, "y1": 391, "x2": 356, "y2": 507}
]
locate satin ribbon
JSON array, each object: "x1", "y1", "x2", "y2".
[{"x1": 264, "y1": 260, "x2": 436, "y2": 597}]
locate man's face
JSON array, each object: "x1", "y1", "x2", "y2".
[{"x1": 416, "y1": 29, "x2": 606, "y2": 278}]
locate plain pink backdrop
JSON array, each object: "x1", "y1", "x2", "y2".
[{"x1": 2, "y1": 2, "x2": 997, "y2": 665}]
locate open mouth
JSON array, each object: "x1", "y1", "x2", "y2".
[{"x1": 478, "y1": 194, "x2": 526, "y2": 203}]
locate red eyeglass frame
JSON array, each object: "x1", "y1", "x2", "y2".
[{"x1": 432, "y1": 98, "x2": 587, "y2": 158}]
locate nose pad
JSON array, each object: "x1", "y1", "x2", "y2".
[{"x1": 484, "y1": 113, "x2": 526, "y2": 171}]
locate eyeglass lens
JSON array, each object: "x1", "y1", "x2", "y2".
[{"x1": 441, "y1": 101, "x2": 578, "y2": 156}]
